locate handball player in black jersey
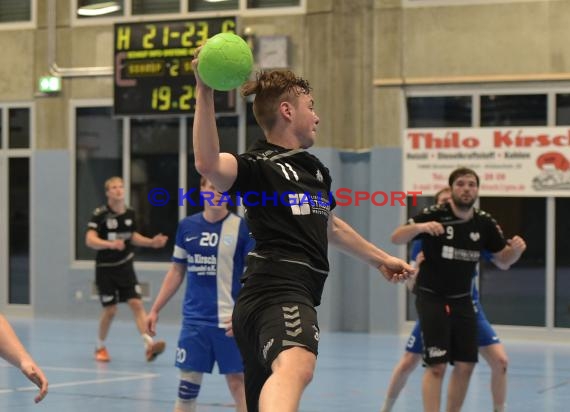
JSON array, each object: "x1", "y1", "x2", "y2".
[
  {"x1": 86, "y1": 176, "x2": 168, "y2": 363},
  {"x1": 391, "y1": 168, "x2": 526, "y2": 412},
  {"x1": 191, "y1": 53, "x2": 415, "y2": 411}
]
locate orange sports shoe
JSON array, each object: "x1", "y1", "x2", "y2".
[
  {"x1": 95, "y1": 346, "x2": 110, "y2": 362},
  {"x1": 146, "y1": 340, "x2": 166, "y2": 362}
]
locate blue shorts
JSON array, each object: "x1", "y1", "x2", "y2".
[
  {"x1": 176, "y1": 324, "x2": 243, "y2": 374},
  {"x1": 406, "y1": 300, "x2": 500, "y2": 354}
]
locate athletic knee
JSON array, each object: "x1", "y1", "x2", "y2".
[
  {"x1": 494, "y1": 355, "x2": 508, "y2": 373},
  {"x1": 280, "y1": 359, "x2": 314, "y2": 386},
  {"x1": 127, "y1": 298, "x2": 144, "y2": 312},
  {"x1": 291, "y1": 352, "x2": 316, "y2": 385},
  {"x1": 484, "y1": 348, "x2": 509, "y2": 374},
  {"x1": 297, "y1": 363, "x2": 314, "y2": 386},
  {"x1": 426, "y1": 363, "x2": 446, "y2": 379},
  {"x1": 272, "y1": 347, "x2": 316, "y2": 385},
  {"x1": 226, "y1": 373, "x2": 245, "y2": 395},
  {"x1": 178, "y1": 379, "x2": 201, "y2": 402},
  {"x1": 177, "y1": 371, "x2": 203, "y2": 403},
  {"x1": 103, "y1": 305, "x2": 118, "y2": 318},
  {"x1": 399, "y1": 355, "x2": 421, "y2": 375}
]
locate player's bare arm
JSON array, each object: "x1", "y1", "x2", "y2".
[
  {"x1": 147, "y1": 262, "x2": 186, "y2": 336},
  {"x1": 192, "y1": 50, "x2": 238, "y2": 192},
  {"x1": 492, "y1": 235, "x2": 527, "y2": 269},
  {"x1": 131, "y1": 232, "x2": 168, "y2": 249},
  {"x1": 0, "y1": 315, "x2": 48, "y2": 403},
  {"x1": 391, "y1": 221, "x2": 445, "y2": 244},
  {"x1": 327, "y1": 213, "x2": 415, "y2": 281}
]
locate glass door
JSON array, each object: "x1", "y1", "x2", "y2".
[{"x1": 0, "y1": 106, "x2": 32, "y2": 312}]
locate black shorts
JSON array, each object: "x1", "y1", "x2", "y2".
[
  {"x1": 415, "y1": 291, "x2": 477, "y2": 365},
  {"x1": 95, "y1": 259, "x2": 141, "y2": 307},
  {"x1": 232, "y1": 294, "x2": 319, "y2": 412}
]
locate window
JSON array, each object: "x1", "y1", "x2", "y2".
[
  {"x1": 555, "y1": 93, "x2": 570, "y2": 125},
  {"x1": 130, "y1": 118, "x2": 179, "y2": 261},
  {"x1": 555, "y1": 198, "x2": 570, "y2": 327},
  {"x1": 1, "y1": 106, "x2": 32, "y2": 305},
  {"x1": 132, "y1": 0, "x2": 178, "y2": 15},
  {"x1": 76, "y1": 0, "x2": 303, "y2": 20},
  {"x1": 478, "y1": 197, "x2": 546, "y2": 326},
  {"x1": 74, "y1": 103, "x2": 248, "y2": 263},
  {"x1": 75, "y1": 107, "x2": 123, "y2": 260},
  {"x1": 480, "y1": 94, "x2": 547, "y2": 126},
  {"x1": 477, "y1": 93, "x2": 548, "y2": 326},
  {"x1": 404, "y1": 90, "x2": 556, "y2": 328},
  {"x1": 189, "y1": 0, "x2": 238, "y2": 12},
  {"x1": 406, "y1": 96, "x2": 472, "y2": 128},
  {"x1": 8, "y1": 157, "x2": 30, "y2": 303},
  {"x1": 77, "y1": 0, "x2": 124, "y2": 18},
  {"x1": 554, "y1": 95, "x2": 570, "y2": 326},
  {"x1": 0, "y1": 0, "x2": 31, "y2": 23},
  {"x1": 8, "y1": 108, "x2": 30, "y2": 148},
  {"x1": 247, "y1": 0, "x2": 300, "y2": 7}
]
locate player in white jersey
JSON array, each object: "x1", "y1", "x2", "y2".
[{"x1": 147, "y1": 177, "x2": 254, "y2": 412}]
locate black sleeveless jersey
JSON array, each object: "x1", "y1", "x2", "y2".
[
  {"x1": 87, "y1": 205, "x2": 137, "y2": 266},
  {"x1": 228, "y1": 139, "x2": 336, "y2": 305},
  {"x1": 410, "y1": 203, "x2": 506, "y2": 298}
]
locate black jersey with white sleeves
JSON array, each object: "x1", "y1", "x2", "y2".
[
  {"x1": 410, "y1": 203, "x2": 506, "y2": 298},
  {"x1": 228, "y1": 140, "x2": 336, "y2": 304},
  {"x1": 87, "y1": 205, "x2": 137, "y2": 266}
]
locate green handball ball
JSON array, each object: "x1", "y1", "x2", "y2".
[{"x1": 198, "y1": 32, "x2": 254, "y2": 91}]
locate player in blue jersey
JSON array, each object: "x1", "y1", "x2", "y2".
[
  {"x1": 147, "y1": 177, "x2": 254, "y2": 412},
  {"x1": 381, "y1": 187, "x2": 510, "y2": 412}
]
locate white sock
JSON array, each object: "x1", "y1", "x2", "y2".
[
  {"x1": 96, "y1": 339, "x2": 105, "y2": 349},
  {"x1": 380, "y1": 397, "x2": 397, "y2": 412},
  {"x1": 174, "y1": 398, "x2": 197, "y2": 412},
  {"x1": 494, "y1": 404, "x2": 506, "y2": 412},
  {"x1": 142, "y1": 333, "x2": 153, "y2": 348},
  {"x1": 174, "y1": 399, "x2": 196, "y2": 412}
]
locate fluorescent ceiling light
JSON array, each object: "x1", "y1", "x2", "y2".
[{"x1": 77, "y1": 1, "x2": 121, "y2": 16}]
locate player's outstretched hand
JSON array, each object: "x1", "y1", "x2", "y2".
[
  {"x1": 152, "y1": 234, "x2": 168, "y2": 249},
  {"x1": 507, "y1": 235, "x2": 526, "y2": 254},
  {"x1": 378, "y1": 256, "x2": 416, "y2": 283},
  {"x1": 20, "y1": 359, "x2": 48, "y2": 403},
  {"x1": 420, "y1": 221, "x2": 445, "y2": 237}
]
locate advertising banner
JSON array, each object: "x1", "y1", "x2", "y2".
[{"x1": 403, "y1": 127, "x2": 570, "y2": 197}]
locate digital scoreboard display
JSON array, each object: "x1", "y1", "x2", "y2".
[{"x1": 114, "y1": 17, "x2": 237, "y2": 116}]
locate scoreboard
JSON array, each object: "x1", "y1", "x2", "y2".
[{"x1": 114, "y1": 17, "x2": 237, "y2": 116}]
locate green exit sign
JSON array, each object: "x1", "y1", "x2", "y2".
[{"x1": 39, "y1": 76, "x2": 61, "y2": 93}]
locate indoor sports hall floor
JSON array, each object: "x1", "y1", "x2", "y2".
[{"x1": 1, "y1": 317, "x2": 569, "y2": 411}]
